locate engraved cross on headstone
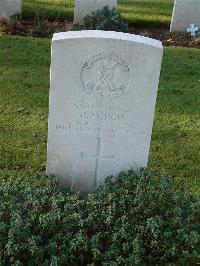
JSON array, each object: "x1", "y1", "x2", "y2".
[
  {"x1": 187, "y1": 24, "x2": 198, "y2": 37},
  {"x1": 81, "y1": 137, "x2": 115, "y2": 187}
]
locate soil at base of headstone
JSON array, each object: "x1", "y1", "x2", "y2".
[
  {"x1": 131, "y1": 28, "x2": 200, "y2": 49},
  {"x1": 0, "y1": 18, "x2": 200, "y2": 49}
]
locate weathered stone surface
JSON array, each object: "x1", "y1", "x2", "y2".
[
  {"x1": 47, "y1": 30, "x2": 163, "y2": 192},
  {"x1": 74, "y1": 0, "x2": 117, "y2": 23},
  {"x1": 0, "y1": 0, "x2": 21, "y2": 18},
  {"x1": 170, "y1": 0, "x2": 200, "y2": 32}
]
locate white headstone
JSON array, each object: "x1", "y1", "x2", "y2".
[
  {"x1": 170, "y1": 0, "x2": 200, "y2": 32},
  {"x1": 74, "y1": 0, "x2": 117, "y2": 23},
  {"x1": 187, "y1": 24, "x2": 199, "y2": 37},
  {"x1": 0, "y1": 0, "x2": 21, "y2": 18},
  {"x1": 47, "y1": 30, "x2": 163, "y2": 192}
]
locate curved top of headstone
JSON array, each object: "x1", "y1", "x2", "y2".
[{"x1": 53, "y1": 30, "x2": 163, "y2": 49}]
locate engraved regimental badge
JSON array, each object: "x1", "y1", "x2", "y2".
[{"x1": 81, "y1": 54, "x2": 130, "y2": 99}]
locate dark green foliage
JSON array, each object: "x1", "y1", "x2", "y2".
[
  {"x1": 73, "y1": 6, "x2": 129, "y2": 32},
  {"x1": 0, "y1": 170, "x2": 200, "y2": 265}
]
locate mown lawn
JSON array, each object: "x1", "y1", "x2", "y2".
[
  {"x1": 23, "y1": 0, "x2": 174, "y2": 27},
  {"x1": 0, "y1": 36, "x2": 199, "y2": 194}
]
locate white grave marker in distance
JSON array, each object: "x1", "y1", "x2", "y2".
[
  {"x1": 0, "y1": 0, "x2": 21, "y2": 18},
  {"x1": 74, "y1": 0, "x2": 117, "y2": 23},
  {"x1": 47, "y1": 31, "x2": 163, "y2": 193},
  {"x1": 170, "y1": 0, "x2": 200, "y2": 32},
  {"x1": 187, "y1": 24, "x2": 198, "y2": 37}
]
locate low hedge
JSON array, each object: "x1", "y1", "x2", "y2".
[{"x1": 0, "y1": 170, "x2": 200, "y2": 265}]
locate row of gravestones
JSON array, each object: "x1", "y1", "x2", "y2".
[{"x1": 0, "y1": 0, "x2": 200, "y2": 32}]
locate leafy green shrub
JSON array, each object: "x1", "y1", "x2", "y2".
[
  {"x1": 0, "y1": 170, "x2": 199, "y2": 265},
  {"x1": 73, "y1": 6, "x2": 129, "y2": 33}
]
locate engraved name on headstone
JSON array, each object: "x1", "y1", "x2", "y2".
[{"x1": 47, "y1": 31, "x2": 163, "y2": 192}]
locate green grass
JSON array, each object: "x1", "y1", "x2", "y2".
[
  {"x1": 0, "y1": 37, "x2": 49, "y2": 182},
  {"x1": 0, "y1": 36, "x2": 199, "y2": 194},
  {"x1": 22, "y1": 0, "x2": 174, "y2": 28}
]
